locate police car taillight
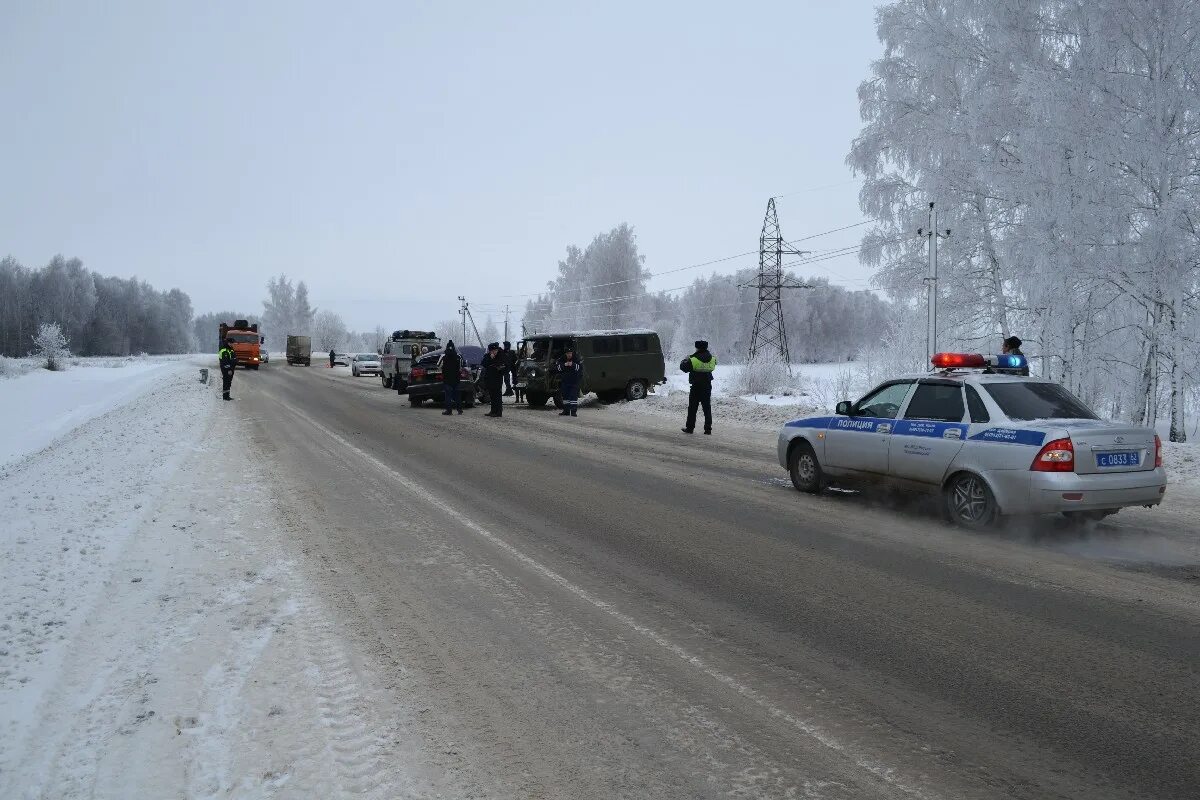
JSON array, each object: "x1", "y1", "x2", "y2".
[
  {"x1": 931, "y1": 352, "x2": 986, "y2": 369},
  {"x1": 1031, "y1": 438, "x2": 1074, "y2": 472},
  {"x1": 410, "y1": 367, "x2": 426, "y2": 380},
  {"x1": 1155, "y1": 434, "x2": 1163, "y2": 467}
]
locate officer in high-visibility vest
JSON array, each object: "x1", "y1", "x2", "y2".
[
  {"x1": 218, "y1": 338, "x2": 237, "y2": 401},
  {"x1": 680, "y1": 340, "x2": 717, "y2": 434}
]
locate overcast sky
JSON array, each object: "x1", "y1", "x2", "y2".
[{"x1": 1, "y1": 1, "x2": 883, "y2": 332}]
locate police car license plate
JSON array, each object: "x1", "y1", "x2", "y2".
[{"x1": 1096, "y1": 451, "x2": 1140, "y2": 468}]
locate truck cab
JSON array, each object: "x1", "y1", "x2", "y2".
[
  {"x1": 380, "y1": 330, "x2": 441, "y2": 391},
  {"x1": 219, "y1": 320, "x2": 263, "y2": 370}
]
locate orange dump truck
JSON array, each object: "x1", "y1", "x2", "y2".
[{"x1": 218, "y1": 319, "x2": 264, "y2": 370}]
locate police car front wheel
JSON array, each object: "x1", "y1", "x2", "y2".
[
  {"x1": 944, "y1": 472, "x2": 998, "y2": 529},
  {"x1": 789, "y1": 442, "x2": 823, "y2": 494}
]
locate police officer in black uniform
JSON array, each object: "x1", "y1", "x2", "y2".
[
  {"x1": 481, "y1": 342, "x2": 506, "y2": 417},
  {"x1": 680, "y1": 340, "x2": 717, "y2": 434},
  {"x1": 218, "y1": 338, "x2": 237, "y2": 401}
]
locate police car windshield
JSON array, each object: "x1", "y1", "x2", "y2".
[{"x1": 981, "y1": 382, "x2": 1098, "y2": 421}]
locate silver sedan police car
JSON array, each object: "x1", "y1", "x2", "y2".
[{"x1": 777, "y1": 353, "x2": 1167, "y2": 528}]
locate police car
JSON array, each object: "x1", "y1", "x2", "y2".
[{"x1": 777, "y1": 353, "x2": 1167, "y2": 528}]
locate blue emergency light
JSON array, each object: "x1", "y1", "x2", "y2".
[{"x1": 989, "y1": 354, "x2": 1027, "y2": 370}]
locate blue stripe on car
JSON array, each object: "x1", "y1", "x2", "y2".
[
  {"x1": 785, "y1": 417, "x2": 833, "y2": 429},
  {"x1": 967, "y1": 428, "x2": 1046, "y2": 445},
  {"x1": 892, "y1": 420, "x2": 970, "y2": 439}
]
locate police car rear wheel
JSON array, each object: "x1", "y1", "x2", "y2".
[
  {"x1": 789, "y1": 443, "x2": 823, "y2": 494},
  {"x1": 625, "y1": 379, "x2": 648, "y2": 401},
  {"x1": 945, "y1": 473, "x2": 997, "y2": 529}
]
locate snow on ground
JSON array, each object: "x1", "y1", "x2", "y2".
[
  {"x1": 0, "y1": 359, "x2": 425, "y2": 798},
  {"x1": 618, "y1": 361, "x2": 855, "y2": 431},
  {"x1": 0, "y1": 356, "x2": 195, "y2": 469}
]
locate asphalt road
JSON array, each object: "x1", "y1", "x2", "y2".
[{"x1": 236, "y1": 364, "x2": 1200, "y2": 799}]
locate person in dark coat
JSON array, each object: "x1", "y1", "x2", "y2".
[
  {"x1": 328, "y1": 348, "x2": 336, "y2": 368},
  {"x1": 439, "y1": 340, "x2": 464, "y2": 415},
  {"x1": 554, "y1": 346, "x2": 583, "y2": 417},
  {"x1": 1002, "y1": 335, "x2": 1030, "y2": 376},
  {"x1": 502, "y1": 341, "x2": 516, "y2": 396},
  {"x1": 680, "y1": 340, "x2": 717, "y2": 434},
  {"x1": 218, "y1": 338, "x2": 237, "y2": 401},
  {"x1": 481, "y1": 342, "x2": 506, "y2": 417}
]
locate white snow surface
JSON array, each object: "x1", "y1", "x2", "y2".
[
  {"x1": 0, "y1": 356, "x2": 190, "y2": 469},
  {"x1": 0, "y1": 359, "x2": 428, "y2": 798}
]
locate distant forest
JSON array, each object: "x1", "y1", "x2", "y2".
[{"x1": 0, "y1": 256, "x2": 193, "y2": 358}]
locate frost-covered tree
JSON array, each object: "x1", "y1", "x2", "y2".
[
  {"x1": 849, "y1": 0, "x2": 1200, "y2": 439},
  {"x1": 480, "y1": 316, "x2": 500, "y2": 345},
  {"x1": 312, "y1": 310, "x2": 348, "y2": 352},
  {"x1": 294, "y1": 281, "x2": 316, "y2": 333},
  {"x1": 33, "y1": 321, "x2": 70, "y2": 371},
  {"x1": 0, "y1": 256, "x2": 193, "y2": 357}
]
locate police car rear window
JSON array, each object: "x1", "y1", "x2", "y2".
[{"x1": 981, "y1": 382, "x2": 1097, "y2": 421}]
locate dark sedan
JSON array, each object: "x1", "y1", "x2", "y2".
[{"x1": 406, "y1": 345, "x2": 485, "y2": 407}]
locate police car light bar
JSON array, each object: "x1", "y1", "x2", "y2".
[
  {"x1": 988, "y1": 353, "x2": 1028, "y2": 370},
  {"x1": 931, "y1": 352, "x2": 986, "y2": 369}
]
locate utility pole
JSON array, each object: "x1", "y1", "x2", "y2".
[
  {"x1": 458, "y1": 296, "x2": 468, "y2": 344},
  {"x1": 503, "y1": 305, "x2": 510, "y2": 343},
  {"x1": 457, "y1": 296, "x2": 485, "y2": 348},
  {"x1": 917, "y1": 202, "x2": 951, "y2": 364},
  {"x1": 741, "y1": 198, "x2": 813, "y2": 371}
]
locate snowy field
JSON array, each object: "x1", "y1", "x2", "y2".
[{"x1": 0, "y1": 356, "x2": 194, "y2": 469}]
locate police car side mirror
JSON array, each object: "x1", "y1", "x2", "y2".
[{"x1": 835, "y1": 400, "x2": 853, "y2": 416}]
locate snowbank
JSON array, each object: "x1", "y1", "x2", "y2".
[
  {"x1": 0, "y1": 356, "x2": 195, "y2": 469},
  {"x1": 1, "y1": 354, "x2": 418, "y2": 797}
]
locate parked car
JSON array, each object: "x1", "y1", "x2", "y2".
[
  {"x1": 381, "y1": 330, "x2": 441, "y2": 391},
  {"x1": 776, "y1": 352, "x2": 1167, "y2": 529},
  {"x1": 351, "y1": 353, "x2": 381, "y2": 377},
  {"x1": 405, "y1": 345, "x2": 485, "y2": 407},
  {"x1": 515, "y1": 330, "x2": 666, "y2": 408},
  {"x1": 332, "y1": 352, "x2": 350, "y2": 367},
  {"x1": 260, "y1": 348, "x2": 270, "y2": 364}
]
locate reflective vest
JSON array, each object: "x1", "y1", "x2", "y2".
[{"x1": 690, "y1": 355, "x2": 717, "y2": 373}]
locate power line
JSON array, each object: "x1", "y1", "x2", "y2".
[
  {"x1": 770, "y1": 179, "x2": 859, "y2": 200},
  {"x1": 494, "y1": 219, "x2": 871, "y2": 302}
]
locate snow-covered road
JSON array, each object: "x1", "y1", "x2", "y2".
[
  {"x1": 0, "y1": 362, "x2": 434, "y2": 799},
  {"x1": 3, "y1": 360, "x2": 1199, "y2": 799}
]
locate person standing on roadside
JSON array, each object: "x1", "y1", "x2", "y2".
[
  {"x1": 554, "y1": 345, "x2": 583, "y2": 417},
  {"x1": 680, "y1": 339, "x2": 717, "y2": 435},
  {"x1": 218, "y1": 338, "x2": 237, "y2": 401},
  {"x1": 328, "y1": 348, "x2": 336, "y2": 368},
  {"x1": 481, "y1": 342, "x2": 506, "y2": 417},
  {"x1": 1002, "y1": 335, "x2": 1030, "y2": 376},
  {"x1": 439, "y1": 340, "x2": 464, "y2": 415},
  {"x1": 502, "y1": 341, "x2": 516, "y2": 397}
]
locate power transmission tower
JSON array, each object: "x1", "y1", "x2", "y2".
[
  {"x1": 742, "y1": 198, "x2": 812, "y2": 367},
  {"x1": 917, "y1": 202, "x2": 951, "y2": 363}
]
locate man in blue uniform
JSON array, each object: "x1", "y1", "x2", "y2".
[{"x1": 554, "y1": 345, "x2": 583, "y2": 417}]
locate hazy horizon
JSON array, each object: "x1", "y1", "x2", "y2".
[{"x1": 1, "y1": 1, "x2": 883, "y2": 334}]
